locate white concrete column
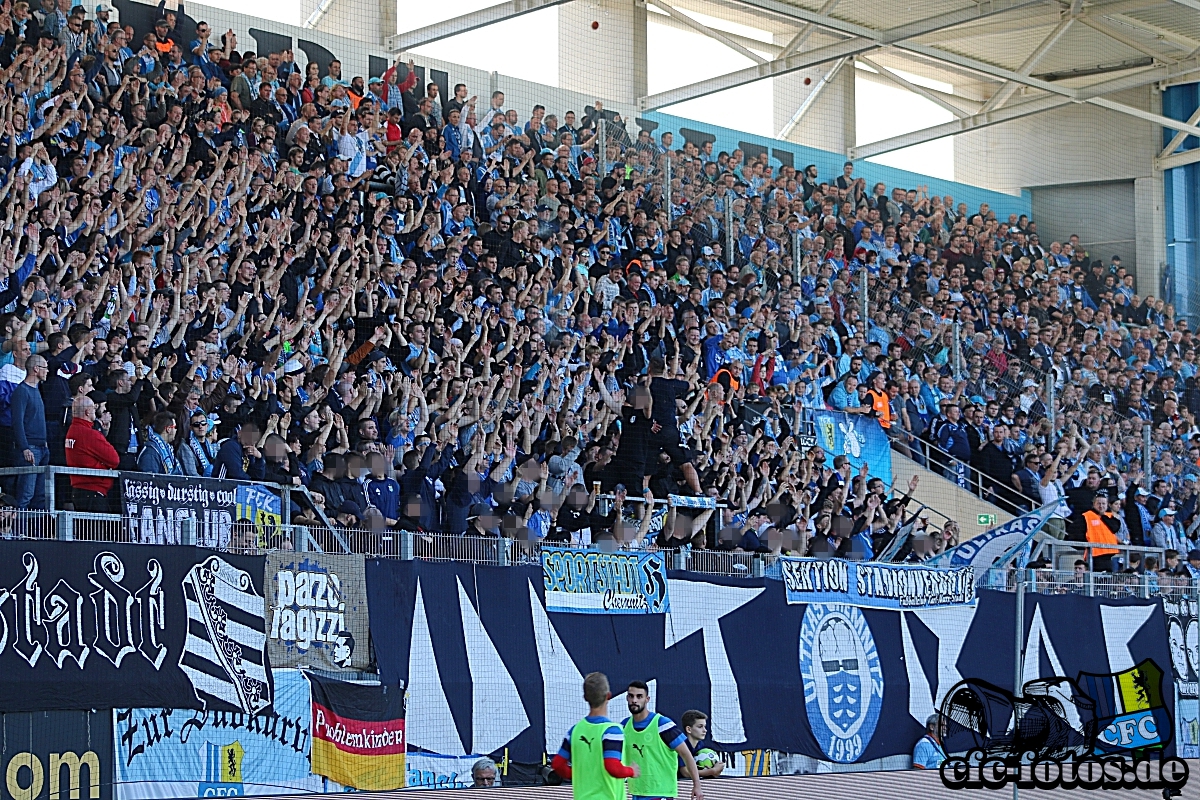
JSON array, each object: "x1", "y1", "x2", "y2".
[
  {"x1": 559, "y1": 0, "x2": 648, "y2": 106},
  {"x1": 1134, "y1": 173, "x2": 1167, "y2": 298},
  {"x1": 772, "y1": 47, "x2": 855, "y2": 155}
]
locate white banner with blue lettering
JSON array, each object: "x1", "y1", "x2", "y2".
[
  {"x1": 812, "y1": 410, "x2": 893, "y2": 486},
  {"x1": 541, "y1": 546, "x2": 669, "y2": 614},
  {"x1": 780, "y1": 558, "x2": 974, "y2": 609},
  {"x1": 406, "y1": 753, "x2": 493, "y2": 789},
  {"x1": 926, "y1": 503, "x2": 1058, "y2": 569},
  {"x1": 113, "y1": 670, "x2": 329, "y2": 799}
]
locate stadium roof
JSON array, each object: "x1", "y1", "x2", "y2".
[{"x1": 391, "y1": 0, "x2": 1200, "y2": 163}]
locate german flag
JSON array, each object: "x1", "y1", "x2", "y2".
[{"x1": 308, "y1": 673, "x2": 406, "y2": 789}]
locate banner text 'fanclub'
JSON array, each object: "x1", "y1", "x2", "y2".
[{"x1": 123, "y1": 480, "x2": 238, "y2": 547}]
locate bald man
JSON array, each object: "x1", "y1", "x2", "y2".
[{"x1": 65, "y1": 395, "x2": 120, "y2": 512}]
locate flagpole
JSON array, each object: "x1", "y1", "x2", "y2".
[{"x1": 1013, "y1": 566, "x2": 1026, "y2": 800}]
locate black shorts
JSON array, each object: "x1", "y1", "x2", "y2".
[{"x1": 650, "y1": 427, "x2": 693, "y2": 466}]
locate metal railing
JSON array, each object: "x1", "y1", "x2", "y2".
[
  {"x1": 0, "y1": 465, "x2": 298, "y2": 524},
  {"x1": 4, "y1": 507, "x2": 1196, "y2": 597},
  {"x1": 896, "y1": 434, "x2": 1029, "y2": 517},
  {"x1": 978, "y1": 565, "x2": 1198, "y2": 601}
]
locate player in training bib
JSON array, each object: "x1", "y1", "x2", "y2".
[
  {"x1": 552, "y1": 672, "x2": 639, "y2": 800},
  {"x1": 622, "y1": 681, "x2": 702, "y2": 800}
]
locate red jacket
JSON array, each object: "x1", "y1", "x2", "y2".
[{"x1": 64, "y1": 417, "x2": 120, "y2": 494}]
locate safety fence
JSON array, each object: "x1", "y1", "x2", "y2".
[{"x1": 1, "y1": 466, "x2": 1193, "y2": 591}]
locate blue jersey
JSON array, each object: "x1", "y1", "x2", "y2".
[
  {"x1": 366, "y1": 476, "x2": 401, "y2": 520},
  {"x1": 912, "y1": 734, "x2": 945, "y2": 769}
]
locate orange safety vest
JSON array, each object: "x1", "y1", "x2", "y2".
[
  {"x1": 866, "y1": 388, "x2": 892, "y2": 429},
  {"x1": 1083, "y1": 510, "x2": 1118, "y2": 557},
  {"x1": 710, "y1": 367, "x2": 740, "y2": 393}
]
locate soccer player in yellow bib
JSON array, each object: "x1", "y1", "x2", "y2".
[
  {"x1": 552, "y1": 672, "x2": 640, "y2": 800},
  {"x1": 622, "y1": 681, "x2": 703, "y2": 800}
]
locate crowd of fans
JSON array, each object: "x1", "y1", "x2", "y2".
[{"x1": 0, "y1": 0, "x2": 1194, "y2": 578}]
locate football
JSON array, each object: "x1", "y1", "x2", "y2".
[{"x1": 694, "y1": 749, "x2": 719, "y2": 770}]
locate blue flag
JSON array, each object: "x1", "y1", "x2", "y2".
[
  {"x1": 812, "y1": 410, "x2": 893, "y2": 487},
  {"x1": 926, "y1": 503, "x2": 1059, "y2": 570}
]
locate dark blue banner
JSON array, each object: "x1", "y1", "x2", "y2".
[
  {"x1": 364, "y1": 560, "x2": 1174, "y2": 765},
  {"x1": 0, "y1": 541, "x2": 270, "y2": 714}
]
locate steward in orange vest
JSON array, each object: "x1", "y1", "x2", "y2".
[{"x1": 1083, "y1": 489, "x2": 1120, "y2": 569}]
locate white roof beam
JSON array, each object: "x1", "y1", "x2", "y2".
[
  {"x1": 979, "y1": 17, "x2": 1073, "y2": 113},
  {"x1": 1075, "y1": 61, "x2": 1191, "y2": 95},
  {"x1": 857, "y1": 55, "x2": 968, "y2": 117},
  {"x1": 388, "y1": 0, "x2": 572, "y2": 50},
  {"x1": 1106, "y1": 14, "x2": 1200, "y2": 50},
  {"x1": 1160, "y1": 106, "x2": 1200, "y2": 158},
  {"x1": 778, "y1": 0, "x2": 842, "y2": 59},
  {"x1": 778, "y1": 56, "x2": 850, "y2": 138},
  {"x1": 1085, "y1": 96, "x2": 1200, "y2": 138},
  {"x1": 639, "y1": 36, "x2": 871, "y2": 109},
  {"x1": 646, "y1": 0, "x2": 769, "y2": 63},
  {"x1": 1077, "y1": 16, "x2": 1178, "y2": 62},
  {"x1": 642, "y1": 0, "x2": 1045, "y2": 109},
  {"x1": 848, "y1": 55, "x2": 1193, "y2": 159},
  {"x1": 1157, "y1": 146, "x2": 1200, "y2": 170},
  {"x1": 850, "y1": 95, "x2": 1075, "y2": 159},
  {"x1": 897, "y1": 43, "x2": 1075, "y2": 96},
  {"x1": 648, "y1": 10, "x2": 784, "y2": 55}
]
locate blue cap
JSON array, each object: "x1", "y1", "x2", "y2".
[{"x1": 1159, "y1": 507, "x2": 1176, "y2": 519}]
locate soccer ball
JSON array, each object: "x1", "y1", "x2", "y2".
[{"x1": 694, "y1": 749, "x2": 719, "y2": 770}]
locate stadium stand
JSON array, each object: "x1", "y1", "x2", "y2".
[{"x1": 0, "y1": 0, "x2": 1191, "y2": 587}]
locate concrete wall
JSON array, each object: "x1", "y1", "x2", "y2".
[
  {"x1": 559, "y1": 0, "x2": 648, "y2": 107},
  {"x1": 643, "y1": 111, "x2": 1031, "y2": 219},
  {"x1": 954, "y1": 86, "x2": 1160, "y2": 192},
  {"x1": 955, "y1": 84, "x2": 1164, "y2": 292},
  {"x1": 889, "y1": 452, "x2": 1015, "y2": 540},
  {"x1": 1029, "y1": 180, "x2": 1136, "y2": 264},
  {"x1": 772, "y1": 32, "x2": 856, "y2": 155}
]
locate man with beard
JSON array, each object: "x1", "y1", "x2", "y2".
[{"x1": 621, "y1": 681, "x2": 702, "y2": 800}]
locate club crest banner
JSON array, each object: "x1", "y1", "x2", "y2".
[
  {"x1": 0, "y1": 541, "x2": 270, "y2": 714},
  {"x1": 541, "y1": 546, "x2": 669, "y2": 614},
  {"x1": 811, "y1": 410, "x2": 893, "y2": 487},
  {"x1": 266, "y1": 553, "x2": 370, "y2": 672},
  {"x1": 781, "y1": 558, "x2": 975, "y2": 609},
  {"x1": 366, "y1": 560, "x2": 1175, "y2": 765}
]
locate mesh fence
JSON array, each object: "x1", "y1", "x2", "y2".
[{"x1": 0, "y1": 0, "x2": 1197, "y2": 792}]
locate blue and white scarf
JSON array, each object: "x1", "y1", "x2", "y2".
[
  {"x1": 148, "y1": 429, "x2": 182, "y2": 475},
  {"x1": 187, "y1": 433, "x2": 216, "y2": 477}
]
